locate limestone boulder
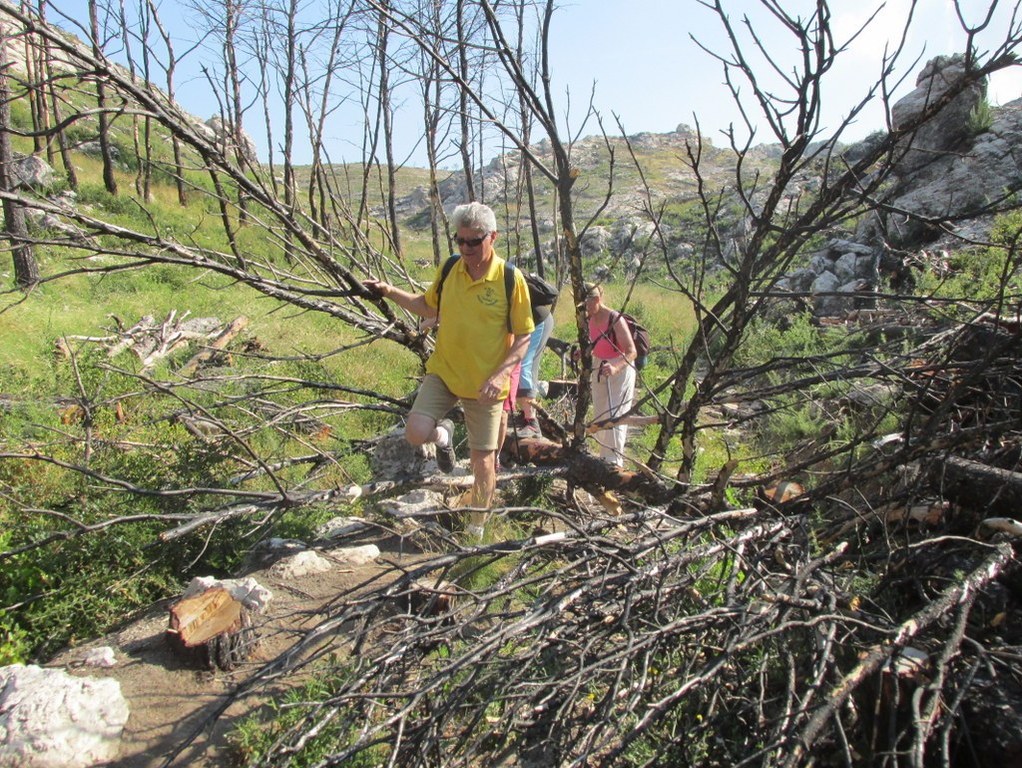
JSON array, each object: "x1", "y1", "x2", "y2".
[
  {"x1": 0, "y1": 664, "x2": 129, "y2": 768},
  {"x1": 888, "y1": 96, "x2": 1022, "y2": 243},
  {"x1": 371, "y1": 426, "x2": 431, "y2": 480},
  {"x1": 9, "y1": 155, "x2": 55, "y2": 189},
  {"x1": 891, "y1": 54, "x2": 985, "y2": 176}
]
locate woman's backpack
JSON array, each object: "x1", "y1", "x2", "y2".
[
  {"x1": 521, "y1": 272, "x2": 559, "y2": 322},
  {"x1": 610, "y1": 311, "x2": 651, "y2": 370}
]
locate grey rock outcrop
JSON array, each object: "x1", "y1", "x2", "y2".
[
  {"x1": 24, "y1": 190, "x2": 87, "y2": 240},
  {"x1": 777, "y1": 238, "x2": 880, "y2": 317},
  {"x1": 77, "y1": 141, "x2": 120, "y2": 161},
  {"x1": 580, "y1": 226, "x2": 611, "y2": 257},
  {"x1": 891, "y1": 54, "x2": 985, "y2": 175},
  {"x1": 10, "y1": 154, "x2": 55, "y2": 189},
  {"x1": 205, "y1": 116, "x2": 259, "y2": 166},
  {"x1": 0, "y1": 664, "x2": 129, "y2": 768},
  {"x1": 872, "y1": 54, "x2": 1022, "y2": 244},
  {"x1": 885, "y1": 96, "x2": 1022, "y2": 244}
]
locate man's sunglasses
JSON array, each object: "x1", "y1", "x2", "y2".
[{"x1": 453, "y1": 234, "x2": 488, "y2": 248}]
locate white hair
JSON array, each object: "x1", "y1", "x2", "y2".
[{"x1": 450, "y1": 202, "x2": 497, "y2": 234}]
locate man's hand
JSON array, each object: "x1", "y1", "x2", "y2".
[
  {"x1": 363, "y1": 278, "x2": 390, "y2": 299},
  {"x1": 478, "y1": 374, "x2": 504, "y2": 404},
  {"x1": 597, "y1": 360, "x2": 612, "y2": 381}
]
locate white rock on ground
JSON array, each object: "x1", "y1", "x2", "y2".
[
  {"x1": 269, "y1": 550, "x2": 333, "y2": 578},
  {"x1": 377, "y1": 489, "x2": 446, "y2": 519},
  {"x1": 80, "y1": 647, "x2": 116, "y2": 668},
  {"x1": 182, "y1": 576, "x2": 272, "y2": 612},
  {"x1": 325, "y1": 544, "x2": 381, "y2": 566},
  {"x1": 268, "y1": 545, "x2": 382, "y2": 579},
  {"x1": 0, "y1": 664, "x2": 129, "y2": 768}
]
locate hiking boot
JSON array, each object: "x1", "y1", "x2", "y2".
[
  {"x1": 519, "y1": 417, "x2": 542, "y2": 438},
  {"x1": 435, "y1": 418, "x2": 456, "y2": 472}
]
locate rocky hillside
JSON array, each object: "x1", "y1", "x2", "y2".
[{"x1": 391, "y1": 54, "x2": 1022, "y2": 304}]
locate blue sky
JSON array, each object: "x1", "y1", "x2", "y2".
[
  {"x1": 57, "y1": 0, "x2": 1022, "y2": 166},
  {"x1": 546, "y1": 0, "x2": 1022, "y2": 146}
]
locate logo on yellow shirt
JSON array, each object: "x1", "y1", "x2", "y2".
[{"x1": 478, "y1": 286, "x2": 500, "y2": 307}]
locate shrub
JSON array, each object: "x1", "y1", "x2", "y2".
[{"x1": 968, "y1": 95, "x2": 994, "y2": 136}]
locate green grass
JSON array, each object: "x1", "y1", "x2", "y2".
[
  {"x1": 228, "y1": 664, "x2": 390, "y2": 767},
  {"x1": 0, "y1": 159, "x2": 424, "y2": 660},
  {"x1": 0, "y1": 67, "x2": 711, "y2": 665}
]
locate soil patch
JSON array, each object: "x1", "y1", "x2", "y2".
[{"x1": 48, "y1": 533, "x2": 428, "y2": 767}]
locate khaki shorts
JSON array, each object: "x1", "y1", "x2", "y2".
[{"x1": 410, "y1": 374, "x2": 503, "y2": 451}]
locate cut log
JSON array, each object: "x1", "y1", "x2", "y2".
[
  {"x1": 178, "y1": 316, "x2": 249, "y2": 375},
  {"x1": 928, "y1": 455, "x2": 1022, "y2": 519},
  {"x1": 166, "y1": 587, "x2": 255, "y2": 670},
  {"x1": 759, "y1": 480, "x2": 808, "y2": 506},
  {"x1": 504, "y1": 436, "x2": 672, "y2": 503}
]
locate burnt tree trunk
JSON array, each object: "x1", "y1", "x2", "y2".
[
  {"x1": 503, "y1": 435, "x2": 672, "y2": 503},
  {"x1": 0, "y1": 19, "x2": 37, "y2": 289}
]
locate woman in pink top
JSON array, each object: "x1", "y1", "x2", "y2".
[{"x1": 583, "y1": 283, "x2": 637, "y2": 467}]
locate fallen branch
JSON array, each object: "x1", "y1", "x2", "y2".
[
  {"x1": 784, "y1": 541, "x2": 1014, "y2": 767},
  {"x1": 504, "y1": 436, "x2": 674, "y2": 502},
  {"x1": 929, "y1": 455, "x2": 1022, "y2": 518},
  {"x1": 585, "y1": 413, "x2": 660, "y2": 435},
  {"x1": 178, "y1": 315, "x2": 249, "y2": 375}
]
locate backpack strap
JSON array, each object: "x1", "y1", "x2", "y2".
[
  {"x1": 503, "y1": 262, "x2": 515, "y2": 333},
  {"x1": 595, "y1": 311, "x2": 626, "y2": 355},
  {"x1": 435, "y1": 255, "x2": 460, "y2": 323}
]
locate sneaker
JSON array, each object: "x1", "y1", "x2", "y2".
[
  {"x1": 520, "y1": 417, "x2": 542, "y2": 438},
  {"x1": 435, "y1": 418, "x2": 456, "y2": 472}
]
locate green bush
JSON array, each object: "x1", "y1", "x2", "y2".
[
  {"x1": 968, "y1": 95, "x2": 994, "y2": 136},
  {"x1": 0, "y1": 345, "x2": 390, "y2": 659},
  {"x1": 914, "y1": 211, "x2": 1022, "y2": 308},
  {"x1": 8, "y1": 97, "x2": 34, "y2": 132}
]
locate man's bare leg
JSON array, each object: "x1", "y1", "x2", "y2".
[
  {"x1": 405, "y1": 412, "x2": 441, "y2": 446},
  {"x1": 467, "y1": 447, "x2": 496, "y2": 538}
]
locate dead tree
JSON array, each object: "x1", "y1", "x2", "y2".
[
  {"x1": 39, "y1": 0, "x2": 78, "y2": 189},
  {"x1": 87, "y1": 0, "x2": 117, "y2": 194},
  {"x1": 145, "y1": 0, "x2": 186, "y2": 204},
  {"x1": 0, "y1": 17, "x2": 37, "y2": 288},
  {"x1": 636, "y1": 2, "x2": 1022, "y2": 484}
]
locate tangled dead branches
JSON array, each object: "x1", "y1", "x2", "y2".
[{"x1": 169, "y1": 500, "x2": 1016, "y2": 768}]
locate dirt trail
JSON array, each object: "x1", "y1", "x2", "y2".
[{"x1": 48, "y1": 535, "x2": 423, "y2": 767}]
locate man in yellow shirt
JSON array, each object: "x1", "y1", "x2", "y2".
[{"x1": 366, "y1": 203, "x2": 534, "y2": 531}]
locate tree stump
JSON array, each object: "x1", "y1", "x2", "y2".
[{"x1": 166, "y1": 587, "x2": 255, "y2": 670}]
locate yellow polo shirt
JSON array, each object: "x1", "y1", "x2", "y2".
[{"x1": 424, "y1": 256, "x2": 535, "y2": 400}]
